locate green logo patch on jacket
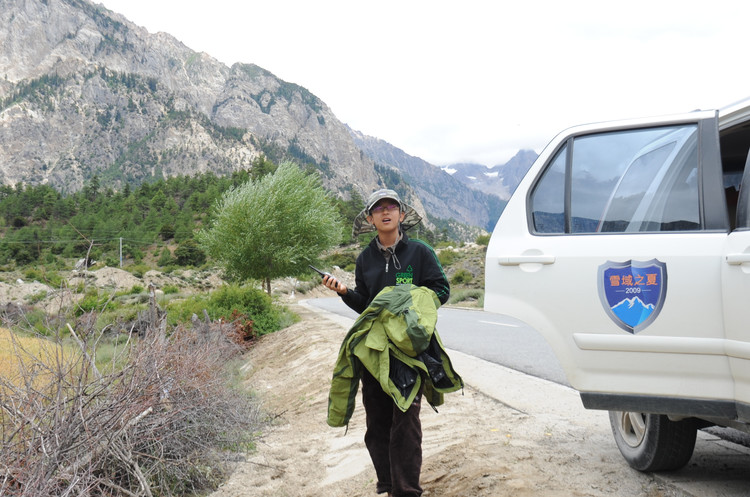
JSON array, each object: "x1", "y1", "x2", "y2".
[{"x1": 395, "y1": 265, "x2": 414, "y2": 285}]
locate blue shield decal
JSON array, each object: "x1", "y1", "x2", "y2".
[{"x1": 598, "y1": 259, "x2": 667, "y2": 334}]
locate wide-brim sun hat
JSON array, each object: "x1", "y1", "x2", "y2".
[{"x1": 352, "y1": 188, "x2": 422, "y2": 236}]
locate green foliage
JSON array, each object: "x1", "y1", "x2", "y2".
[
  {"x1": 197, "y1": 161, "x2": 343, "y2": 292},
  {"x1": 0, "y1": 73, "x2": 66, "y2": 111},
  {"x1": 157, "y1": 247, "x2": 173, "y2": 266},
  {"x1": 24, "y1": 308, "x2": 50, "y2": 335},
  {"x1": 166, "y1": 284, "x2": 282, "y2": 335},
  {"x1": 476, "y1": 234, "x2": 491, "y2": 245},
  {"x1": 23, "y1": 268, "x2": 43, "y2": 282},
  {"x1": 126, "y1": 264, "x2": 150, "y2": 278},
  {"x1": 450, "y1": 268, "x2": 474, "y2": 285},
  {"x1": 332, "y1": 187, "x2": 365, "y2": 244},
  {"x1": 374, "y1": 163, "x2": 404, "y2": 190},
  {"x1": 438, "y1": 249, "x2": 457, "y2": 266},
  {"x1": 76, "y1": 290, "x2": 117, "y2": 316},
  {"x1": 447, "y1": 288, "x2": 484, "y2": 307},
  {"x1": 0, "y1": 170, "x2": 253, "y2": 270},
  {"x1": 26, "y1": 290, "x2": 48, "y2": 305},
  {"x1": 249, "y1": 154, "x2": 277, "y2": 181},
  {"x1": 174, "y1": 239, "x2": 206, "y2": 266},
  {"x1": 159, "y1": 223, "x2": 175, "y2": 241},
  {"x1": 162, "y1": 284, "x2": 180, "y2": 294}
]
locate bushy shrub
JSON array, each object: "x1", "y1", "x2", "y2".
[
  {"x1": 26, "y1": 290, "x2": 47, "y2": 305},
  {"x1": 167, "y1": 284, "x2": 282, "y2": 336},
  {"x1": 76, "y1": 290, "x2": 117, "y2": 316},
  {"x1": 451, "y1": 268, "x2": 473, "y2": 285},
  {"x1": 23, "y1": 268, "x2": 43, "y2": 281},
  {"x1": 159, "y1": 223, "x2": 175, "y2": 241},
  {"x1": 157, "y1": 247, "x2": 174, "y2": 266},
  {"x1": 25, "y1": 308, "x2": 50, "y2": 335},
  {"x1": 22, "y1": 267, "x2": 64, "y2": 288},
  {"x1": 162, "y1": 284, "x2": 179, "y2": 294},
  {"x1": 174, "y1": 239, "x2": 206, "y2": 267},
  {"x1": 448, "y1": 288, "x2": 484, "y2": 306},
  {"x1": 476, "y1": 234, "x2": 491, "y2": 245},
  {"x1": 438, "y1": 249, "x2": 457, "y2": 266},
  {"x1": 126, "y1": 263, "x2": 150, "y2": 278}
]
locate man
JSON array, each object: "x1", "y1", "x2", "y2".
[{"x1": 322, "y1": 189, "x2": 450, "y2": 497}]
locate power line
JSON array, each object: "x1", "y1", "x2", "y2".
[{"x1": 0, "y1": 237, "x2": 165, "y2": 245}]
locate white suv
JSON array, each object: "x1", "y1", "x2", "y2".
[{"x1": 484, "y1": 98, "x2": 750, "y2": 471}]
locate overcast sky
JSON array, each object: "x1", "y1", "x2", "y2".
[{"x1": 96, "y1": 0, "x2": 750, "y2": 167}]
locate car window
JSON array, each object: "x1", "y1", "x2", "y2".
[
  {"x1": 531, "y1": 145, "x2": 566, "y2": 233},
  {"x1": 530, "y1": 125, "x2": 701, "y2": 234}
]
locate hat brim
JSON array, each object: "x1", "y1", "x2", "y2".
[{"x1": 352, "y1": 204, "x2": 423, "y2": 236}]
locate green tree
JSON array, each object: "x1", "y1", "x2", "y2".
[
  {"x1": 174, "y1": 239, "x2": 205, "y2": 266},
  {"x1": 249, "y1": 154, "x2": 277, "y2": 181},
  {"x1": 198, "y1": 161, "x2": 342, "y2": 294},
  {"x1": 157, "y1": 247, "x2": 174, "y2": 266}
]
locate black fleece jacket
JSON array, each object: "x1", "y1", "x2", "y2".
[{"x1": 341, "y1": 233, "x2": 450, "y2": 314}]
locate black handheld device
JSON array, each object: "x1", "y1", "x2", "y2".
[
  {"x1": 309, "y1": 265, "x2": 338, "y2": 289},
  {"x1": 308, "y1": 265, "x2": 329, "y2": 278}
]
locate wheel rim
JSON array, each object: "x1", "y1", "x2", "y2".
[{"x1": 614, "y1": 411, "x2": 647, "y2": 448}]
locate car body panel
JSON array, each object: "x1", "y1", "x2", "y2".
[{"x1": 485, "y1": 101, "x2": 750, "y2": 425}]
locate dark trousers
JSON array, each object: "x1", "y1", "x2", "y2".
[{"x1": 361, "y1": 369, "x2": 423, "y2": 497}]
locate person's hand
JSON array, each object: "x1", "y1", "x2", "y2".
[{"x1": 323, "y1": 274, "x2": 347, "y2": 295}]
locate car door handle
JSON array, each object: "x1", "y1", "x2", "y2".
[
  {"x1": 726, "y1": 253, "x2": 750, "y2": 265},
  {"x1": 498, "y1": 255, "x2": 556, "y2": 266}
]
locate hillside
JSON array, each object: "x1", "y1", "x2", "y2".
[
  {"x1": 0, "y1": 0, "x2": 527, "y2": 232},
  {"x1": 0, "y1": 0, "x2": 379, "y2": 197},
  {"x1": 349, "y1": 128, "x2": 507, "y2": 231}
]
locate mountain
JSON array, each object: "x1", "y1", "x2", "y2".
[
  {"x1": 0, "y1": 0, "x2": 384, "y2": 194},
  {"x1": 349, "y1": 128, "x2": 506, "y2": 231},
  {"x1": 441, "y1": 149, "x2": 538, "y2": 201},
  {"x1": 0, "y1": 0, "x2": 524, "y2": 233},
  {"x1": 612, "y1": 296, "x2": 655, "y2": 328}
]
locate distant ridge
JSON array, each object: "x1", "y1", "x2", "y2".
[{"x1": 441, "y1": 149, "x2": 538, "y2": 201}]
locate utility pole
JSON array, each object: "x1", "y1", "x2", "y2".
[{"x1": 119, "y1": 237, "x2": 123, "y2": 268}]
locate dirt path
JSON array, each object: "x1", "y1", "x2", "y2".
[{"x1": 209, "y1": 303, "x2": 680, "y2": 497}]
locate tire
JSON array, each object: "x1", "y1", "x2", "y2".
[{"x1": 608, "y1": 410, "x2": 697, "y2": 471}]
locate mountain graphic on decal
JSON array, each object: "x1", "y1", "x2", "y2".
[{"x1": 611, "y1": 297, "x2": 655, "y2": 328}]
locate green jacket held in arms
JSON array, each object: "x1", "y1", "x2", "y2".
[{"x1": 327, "y1": 284, "x2": 463, "y2": 428}]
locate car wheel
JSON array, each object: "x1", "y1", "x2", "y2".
[{"x1": 608, "y1": 410, "x2": 697, "y2": 471}]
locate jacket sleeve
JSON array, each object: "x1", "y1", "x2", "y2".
[
  {"x1": 414, "y1": 240, "x2": 450, "y2": 305},
  {"x1": 340, "y1": 252, "x2": 370, "y2": 314}
]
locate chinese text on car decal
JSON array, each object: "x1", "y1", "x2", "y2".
[{"x1": 597, "y1": 259, "x2": 667, "y2": 334}]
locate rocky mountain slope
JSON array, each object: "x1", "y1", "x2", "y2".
[
  {"x1": 349, "y1": 128, "x2": 508, "y2": 231},
  {"x1": 442, "y1": 149, "x2": 538, "y2": 201},
  {"x1": 0, "y1": 0, "x2": 380, "y2": 194},
  {"x1": 0, "y1": 0, "x2": 527, "y2": 232}
]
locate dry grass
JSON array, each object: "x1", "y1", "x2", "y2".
[
  {"x1": 0, "y1": 328, "x2": 38, "y2": 377},
  {"x1": 0, "y1": 328, "x2": 72, "y2": 389}
]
